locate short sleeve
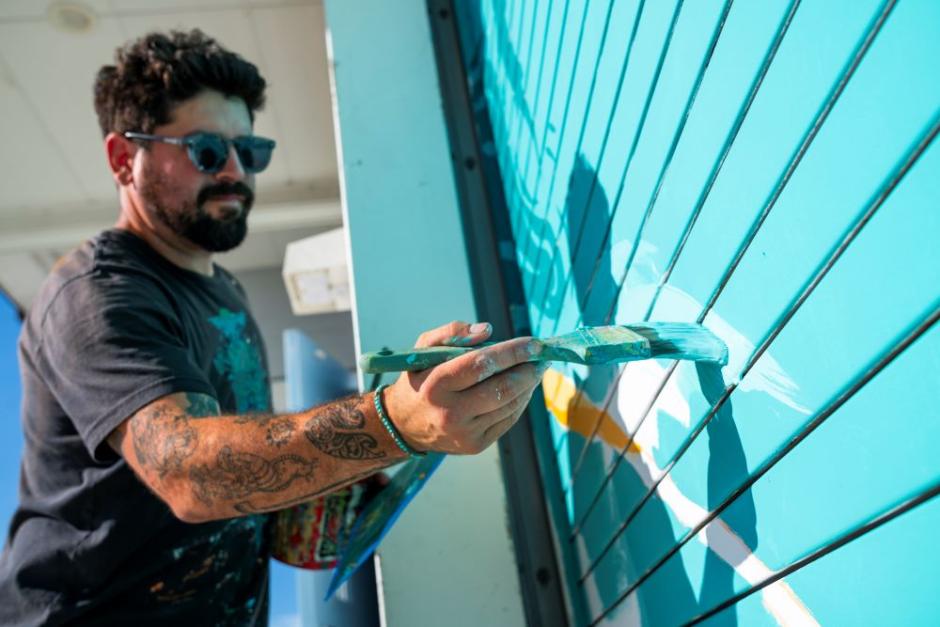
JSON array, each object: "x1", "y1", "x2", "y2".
[{"x1": 34, "y1": 270, "x2": 217, "y2": 460}]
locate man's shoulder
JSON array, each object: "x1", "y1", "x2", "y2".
[{"x1": 30, "y1": 230, "x2": 168, "y2": 321}]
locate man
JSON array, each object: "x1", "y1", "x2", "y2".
[{"x1": 0, "y1": 30, "x2": 544, "y2": 625}]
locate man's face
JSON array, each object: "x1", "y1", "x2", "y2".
[{"x1": 134, "y1": 90, "x2": 256, "y2": 252}]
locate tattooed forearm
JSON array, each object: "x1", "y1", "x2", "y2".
[
  {"x1": 266, "y1": 417, "x2": 295, "y2": 448},
  {"x1": 117, "y1": 390, "x2": 404, "y2": 522},
  {"x1": 304, "y1": 396, "x2": 386, "y2": 461},
  {"x1": 190, "y1": 446, "x2": 317, "y2": 507},
  {"x1": 233, "y1": 468, "x2": 381, "y2": 514},
  {"x1": 130, "y1": 403, "x2": 198, "y2": 478}
]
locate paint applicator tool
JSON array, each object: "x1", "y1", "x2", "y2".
[{"x1": 359, "y1": 322, "x2": 728, "y2": 373}]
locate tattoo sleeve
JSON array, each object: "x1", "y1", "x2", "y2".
[
  {"x1": 130, "y1": 401, "x2": 199, "y2": 478},
  {"x1": 303, "y1": 396, "x2": 387, "y2": 461},
  {"x1": 121, "y1": 390, "x2": 401, "y2": 522},
  {"x1": 265, "y1": 417, "x2": 296, "y2": 448},
  {"x1": 189, "y1": 446, "x2": 317, "y2": 507},
  {"x1": 233, "y1": 468, "x2": 379, "y2": 515}
]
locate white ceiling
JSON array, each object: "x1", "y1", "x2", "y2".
[{"x1": 0, "y1": 0, "x2": 342, "y2": 311}]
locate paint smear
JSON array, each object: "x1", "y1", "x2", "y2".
[{"x1": 542, "y1": 368, "x2": 641, "y2": 454}]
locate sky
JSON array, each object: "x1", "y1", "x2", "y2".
[{"x1": 0, "y1": 293, "x2": 299, "y2": 625}]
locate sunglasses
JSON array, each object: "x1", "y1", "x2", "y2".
[{"x1": 123, "y1": 131, "x2": 276, "y2": 174}]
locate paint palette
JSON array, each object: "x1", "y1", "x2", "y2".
[{"x1": 326, "y1": 452, "x2": 446, "y2": 599}]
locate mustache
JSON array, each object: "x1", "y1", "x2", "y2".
[{"x1": 197, "y1": 182, "x2": 254, "y2": 208}]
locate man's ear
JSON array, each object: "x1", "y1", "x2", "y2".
[{"x1": 105, "y1": 132, "x2": 136, "y2": 185}]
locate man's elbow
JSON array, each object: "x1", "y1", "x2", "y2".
[
  {"x1": 159, "y1": 480, "x2": 216, "y2": 524},
  {"x1": 170, "y1": 500, "x2": 212, "y2": 524}
]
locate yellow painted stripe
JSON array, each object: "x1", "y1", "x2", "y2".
[{"x1": 541, "y1": 369, "x2": 640, "y2": 454}]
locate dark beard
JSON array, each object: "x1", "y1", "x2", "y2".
[{"x1": 144, "y1": 177, "x2": 255, "y2": 253}]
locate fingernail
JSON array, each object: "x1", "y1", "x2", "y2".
[
  {"x1": 536, "y1": 361, "x2": 551, "y2": 376},
  {"x1": 528, "y1": 340, "x2": 543, "y2": 357},
  {"x1": 469, "y1": 322, "x2": 490, "y2": 334}
]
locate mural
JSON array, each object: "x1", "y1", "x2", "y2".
[{"x1": 455, "y1": 0, "x2": 940, "y2": 625}]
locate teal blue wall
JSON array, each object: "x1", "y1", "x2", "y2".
[{"x1": 456, "y1": 0, "x2": 939, "y2": 624}]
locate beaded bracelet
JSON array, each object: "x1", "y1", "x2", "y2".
[{"x1": 373, "y1": 384, "x2": 426, "y2": 458}]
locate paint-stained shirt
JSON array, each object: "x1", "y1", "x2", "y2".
[{"x1": 0, "y1": 229, "x2": 272, "y2": 626}]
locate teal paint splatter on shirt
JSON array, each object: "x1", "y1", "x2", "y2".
[
  {"x1": 204, "y1": 307, "x2": 272, "y2": 618},
  {"x1": 208, "y1": 307, "x2": 270, "y2": 413}
]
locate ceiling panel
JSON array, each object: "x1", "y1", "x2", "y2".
[
  {"x1": 0, "y1": 15, "x2": 131, "y2": 202},
  {"x1": 0, "y1": 60, "x2": 80, "y2": 208},
  {"x1": 0, "y1": 1, "x2": 112, "y2": 20}
]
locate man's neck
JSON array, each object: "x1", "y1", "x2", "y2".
[{"x1": 115, "y1": 212, "x2": 214, "y2": 277}]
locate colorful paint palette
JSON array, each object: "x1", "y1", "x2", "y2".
[{"x1": 326, "y1": 453, "x2": 446, "y2": 599}]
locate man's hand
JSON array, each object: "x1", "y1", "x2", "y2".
[{"x1": 383, "y1": 320, "x2": 548, "y2": 455}]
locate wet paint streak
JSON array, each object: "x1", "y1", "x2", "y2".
[{"x1": 542, "y1": 368, "x2": 640, "y2": 454}]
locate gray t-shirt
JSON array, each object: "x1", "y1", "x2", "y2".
[{"x1": 0, "y1": 229, "x2": 272, "y2": 625}]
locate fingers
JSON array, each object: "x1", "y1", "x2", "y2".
[
  {"x1": 473, "y1": 383, "x2": 534, "y2": 432},
  {"x1": 481, "y1": 400, "x2": 529, "y2": 444},
  {"x1": 465, "y1": 361, "x2": 545, "y2": 417},
  {"x1": 430, "y1": 336, "x2": 541, "y2": 392},
  {"x1": 414, "y1": 320, "x2": 492, "y2": 349}
]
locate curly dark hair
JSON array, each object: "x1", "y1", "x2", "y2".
[{"x1": 93, "y1": 29, "x2": 266, "y2": 137}]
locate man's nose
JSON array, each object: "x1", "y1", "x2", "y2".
[{"x1": 215, "y1": 142, "x2": 247, "y2": 182}]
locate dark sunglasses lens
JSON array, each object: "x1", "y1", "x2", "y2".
[
  {"x1": 189, "y1": 135, "x2": 228, "y2": 172},
  {"x1": 235, "y1": 138, "x2": 274, "y2": 173}
]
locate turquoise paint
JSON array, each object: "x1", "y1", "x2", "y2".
[
  {"x1": 512, "y1": 0, "x2": 570, "y2": 243},
  {"x1": 511, "y1": 0, "x2": 587, "y2": 299},
  {"x1": 509, "y1": 0, "x2": 550, "y2": 216},
  {"x1": 530, "y1": 0, "x2": 684, "y2": 334},
  {"x1": 583, "y1": 0, "x2": 796, "y2": 327},
  {"x1": 523, "y1": 0, "x2": 609, "y2": 304},
  {"x1": 626, "y1": 320, "x2": 939, "y2": 625},
  {"x1": 207, "y1": 308, "x2": 270, "y2": 413},
  {"x1": 582, "y1": 124, "x2": 940, "y2": 617},
  {"x1": 650, "y1": 0, "x2": 885, "y2": 318},
  {"x1": 711, "y1": 481, "x2": 940, "y2": 627},
  {"x1": 525, "y1": 0, "x2": 648, "y2": 312},
  {"x1": 458, "y1": 0, "x2": 940, "y2": 624}
]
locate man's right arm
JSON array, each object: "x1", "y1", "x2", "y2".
[
  {"x1": 107, "y1": 321, "x2": 546, "y2": 523},
  {"x1": 107, "y1": 389, "x2": 405, "y2": 521}
]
